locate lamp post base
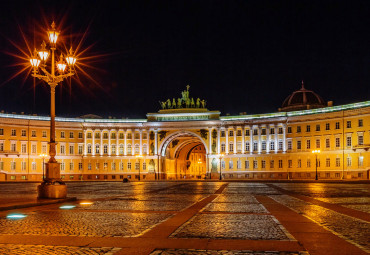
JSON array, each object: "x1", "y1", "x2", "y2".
[{"x1": 38, "y1": 181, "x2": 67, "y2": 199}]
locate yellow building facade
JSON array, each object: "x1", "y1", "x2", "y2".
[{"x1": 0, "y1": 87, "x2": 369, "y2": 181}]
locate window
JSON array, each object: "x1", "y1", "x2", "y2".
[
  {"x1": 87, "y1": 133, "x2": 92, "y2": 138},
  {"x1": 237, "y1": 130, "x2": 241, "y2": 136},
  {"x1": 336, "y1": 158, "x2": 340, "y2": 167},
  {"x1": 316, "y1": 124, "x2": 320, "y2": 131},
  {"x1": 262, "y1": 141, "x2": 266, "y2": 150},
  {"x1": 229, "y1": 130, "x2": 233, "y2": 137},
  {"x1": 119, "y1": 133, "x2": 124, "y2": 139},
  {"x1": 287, "y1": 127, "x2": 292, "y2": 133},
  {"x1": 229, "y1": 160, "x2": 233, "y2": 169},
  {"x1": 111, "y1": 132, "x2": 116, "y2": 139},
  {"x1": 316, "y1": 139, "x2": 320, "y2": 149},
  {"x1": 326, "y1": 158, "x2": 330, "y2": 167},
  {"x1": 143, "y1": 133, "x2": 147, "y2": 139},
  {"x1": 245, "y1": 160, "x2": 249, "y2": 169},
  {"x1": 21, "y1": 144, "x2": 27, "y2": 153},
  {"x1": 31, "y1": 144, "x2": 36, "y2": 154},
  {"x1": 0, "y1": 161, "x2": 3, "y2": 171},
  {"x1": 70, "y1": 162, "x2": 74, "y2": 171},
  {"x1": 69, "y1": 132, "x2": 74, "y2": 138},
  {"x1": 88, "y1": 163, "x2": 92, "y2": 170},
  {"x1": 11, "y1": 129, "x2": 16, "y2": 136},
  {"x1": 111, "y1": 144, "x2": 116, "y2": 154},
  {"x1": 42, "y1": 132, "x2": 47, "y2": 138},
  {"x1": 253, "y1": 129, "x2": 258, "y2": 135},
  {"x1": 270, "y1": 128, "x2": 275, "y2": 134},
  {"x1": 307, "y1": 159, "x2": 311, "y2": 168},
  {"x1": 358, "y1": 119, "x2": 363, "y2": 127},
  {"x1": 253, "y1": 160, "x2": 258, "y2": 169},
  {"x1": 253, "y1": 142, "x2": 258, "y2": 151},
  {"x1": 87, "y1": 144, "x2": 92, "y2": 154},
  {"x1": 326, "y1": 173, "x2": 330, "y2": 178},
  {"x1": 104, "y1": 144, "x2": 108, "y2": 154},
  {"x1": 128, "y1": 162, "x2": 131, "y2": 170},
  {"x1": 221, "y1": 160, "x2": 225, "y2": 169},
  {"x1": 298, "y1": 159, "x2": 301, "y2": 168},
  {"x1": 103, "y1": 133, "x2": 108, "y2": 139},
  {"x1": 119, "y1": 144, "x2": 124, "y2": 154},
  {"x1": 11, "y1": 143, "x2": 16, "y2": 152},
  {"x1": 221, "y1": 143, "x2": 226, "y2": 152},
  {"x1": 69, "y1": 145, "x2": 74, "y2": 155},
  {"x1": 96, "y1": 163, "x2": 100, "y2": 170},
  {"x1": 135, "y1": 133, "x2": 140, "y2": 139},
  {"x1": 297, "y1": 140, "x2": 301, "y2": 150},
  {"x1": 288, "y1": 160, "x2": 292, "y2": 168},
  {"x1": 278, "y1": 141, "x2": 283, "y2": 150},
  {"x1": 270, "y1": 160, "x2": 274, "y2": 169},
  {"x1": 135, "y1": 144, "x2": 140, "y2": 154},
  {"x1": 278, "y1": 160, "x2": 283, "y2": 168},
  {"x1": 31, "y1": 162, "x2": 36, "y2": 171},
  {"x1": 143, "y1": 144, "x2": 147, "y2": 154},
  {"x1": 0, "y1": 128, "x2": 3, "y2": 135},
  {"x1": 358, "y1": 135, "x2": 364, "y2": 145},
  {"x1": 261, "y1": 160, "x2": 266, "y2": 169},
  {"x1": 237, "y1": 160, "x2": 241, "y2": 169},
  {"x1": 119, "y1": 162, "x2": 124, "y2": 170},
  {"x1": 11, "y1": 161, "x2": 16, "y2": 170},
  {"x1": 21, "y1": 161, "x2": 26, "y2": 171},
  {"x1": 335, "y1": 137, "x2": 340, "y2": 148},
  {"x1": 306, "y1": 125, "x2": 311, "y2": 132},
  {"x1": 245, "y1": 142, "x2": 250, "y2": 151},
  {"x1": 346, "y1": 121, "x2": 351, "y2": 128},
  {"x1": 31, "y1": 130, "x2": 36, "y2": 137},
  {"x1": 287, "y1": 141, "x2": 292, "y2": 150},
  {"x1": 335, "y1": 122, "x2": 340, "y2": 129},
  {"x1": 347, "y1": 157, "x2": 352, "y2": 167},
  {"x1": 346, "y1": 136, "x2": 352, "y2": 147},
  {"x1": 78, "y1": 132, "x2": 83, "y2": 139},
  {"x1": 326, "y1": 138, "x2": 330, "y2": 148},
  {"x1": 21, "y1": 130, "x2": 26, "y2": 136},
  {"x1": 143, "y1": 162, "x2": 146, "y2": 170},
  {"x1": 95, "y1": 144, "x2": 100, "y2": 154},
  {"x1": 359, "y1": 156, "x2": 364, "y2": 167},
  {"x1": 261, "y1": 129, "x2": 266, "y2": 135},
  {"x1": 237, "y1": 142, "x2": 242, "y2": 152},
  {"x1": 325, "y1": 123, "x2": 330, "y2": 130},
  {"x1": 278, "y1": 127, "x2": 283, "y2": 134},
  {"x1": 0, "y1": 142, "x2": 3, "y2": 151},
  {"x1": 79, "y1": 162, "x2": 83, "y2": 170},
  {"x1": 95, "y1": 132, "x2": 100, "y2": 139},
  {"x1": 306, "y1": 140, "x2": 311, "y2": 149},
  {"x1": 335, "y1": 173, "x2": 340, "y2": 178},
  {"x1": 297, "y1": 126, "x2": 301, "y2": 133},
  {"x1": 59, "y1": 145, "x2": 65, "y2": 154},
  {"x1": 127, "y1": 144, "x2": 132, "y2": 154},
  {"x1": 111, "y1": 162, "x2": 116, "y2": 170},
  {"x1": 127, "y1": 133, "x2": 132, "y2": 139},
  {"x1": 61, "y1": 131, "x2": 65, "y2": 138},
  {"x1": 78, "y1": 145, "x2": 83, "y2": 154},
  {"x1": 270, "y1": 141, "x2": 275, "y2": 151},
  {"x1": 104, "y1": 162, "x2": 108, "y2": 170},
  {"x1": 245, "y1": 129, "x2": 250, "y2": 136}
]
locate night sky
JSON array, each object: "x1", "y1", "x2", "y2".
[{"x1": 0, "y1": 0, "x2": 369, "y2": 119}]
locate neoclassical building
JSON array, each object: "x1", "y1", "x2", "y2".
[{"x1": 0, "y1": 85, "x2": 369, "y2": 181}]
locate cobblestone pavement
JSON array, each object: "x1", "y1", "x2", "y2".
[
  {"x1": 0, "y1": 181, "x2": 369, "y2": 254},
  {"x1": 0, "y1": 244, "x2": 120, "y2": 255},
  {"x1": 269, "y1": 194, "x2": 370, "y2": 252},
  {"x1": 150, "y1": 249, "x2": 309, "y2": 255},
  {"x1": 171, "y1": 214, "x2": 290, "y2": 240}
]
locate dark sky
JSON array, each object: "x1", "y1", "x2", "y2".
[{"x1": 0, "y1": 0, "x2": 369, "y2": 118}]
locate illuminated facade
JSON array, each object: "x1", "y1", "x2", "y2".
[{"x1": 0, "y1": 86, "x2": 369, "y2": 181}]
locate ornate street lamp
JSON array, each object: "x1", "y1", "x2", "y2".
[
  {"x1": 218, "y1": 154, "x2": 224, "y2": 180},
  {"x1": 312, "y1": 150, "x2": 321, "y2": 180},
  {"x1": 29, "y1": 21, "x2": 77, "y2": 198},
  {"x1": 135, "y1": 154, "x2": 143, "y2": 181}
]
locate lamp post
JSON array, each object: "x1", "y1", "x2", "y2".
[
  {"x1": 29, "y1": 22, "x2": 77, "y2": 198},
  {"x1": 135, "y1": 154, "x2": 143, "y2": 181},
  {"x1": 218, "y1": 154, "x2": 224, "y2": 180},
  {"x1": 39, "y1": 153, "x2": 47, "y2": 181},
  {"x1": 312, "y1": 150, "x2": 320, "y2": 180}
]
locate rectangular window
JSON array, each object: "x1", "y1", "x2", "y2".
[
  {"x1": 229, "y1": 130, "x2": 233, "y2": 137},
  {"x1": 78, "y1": 132, "x2": 83, "y2": 139},
  {"x1": 288, "y1": 160, "x2": 292, "y2": 168},
  {"x1": 298, "y1": 159, "x2": 301, "y2": 168},
  {"x1": 87, "y1": 133, "x2": 92, "y2": 138},
  {"x1": 78, "y1": 145, "x2": 83, "y2": 154},
  {"x1": 245, "y1": 160, "x2": 249, "y2": 169},
  {"x1": 69, "y1": 162, "x2": 74, "y2": 171},
  {"x1": 143, "y1": 162, "x2": 146, "y2": 170},
  {"x1": 21, "y1": 144, "x2": 27, "y2": 153},
  {"x1": 61, "y1": 131, "x2": 65, "y2": 138},
  {"x1": 306, "y1": 125, "x2": 311, "y2": 132},
  {"x1": 31, "y1": 130, "x2": 36, "y2": 137},
  {"x1": 11, "y1": 143, "x2": 16, "y2": 152},
  {"x1": 128, "y1": 162, "x2": 131, "y2": 170},
  {"x1": 335, "y1": 122, "x2": 340, "y2": 129},
  {"x1": 104, "y1": 162, "x2": 108, "y2": 170},
  {"x1": 31, "y1": 144, "x2": 36, "y2": 154},
  {"x1": 11, "y1": 129, "x2": 17, "y2": 136},
  {"x1": 326, "y1": 138, "x2": 330, "y2": 148},
  {"x1": 358, "y1": 119, "x2": 363, "y2": 127},
  {"x1": 347, "y1": 157, "x2": 352, "y2": 167},
  {"x1": 287, "y1": 127, "x2": 292, "y2": 133},
  {"x1": 69, "y1": 145, "x2": 74, "y2": 155},
  {"x1": 253, "y1": 160, "x2": 258, "y2": 169},
  {"x1": 261, "y1": 129, "x2": 266, "y2": 135},
  {"x1": 297, "y1": 126, "x2": 301, "y2": 133},
  {"x1": 11, "y1": 161, "x2": 16, "y2": 170},
  {"x1": 88, "y1": 163, "x2": 92, "y2": 170},
  {"x1": 79, "y1": 162, "x2": 83, "y2": 170},
  {"x1": 261, "y1": 160, "x2": 266, "y2": 169},
  {"x1": 270, "y1": 160, "x2": 274, "y2": 169},
  {"x1": 221, "y1": 131, "x2": 225, "y2": 137},
  {"x1": 60, "y1": 145, "x2": 65, "y2": 154},
  {"x1": 245, "y1": 129, "x2": 250, "y2": 136},
  {"x1": 253, "y1": 142, "x2": 258, "y2": 151},
  {"x1": 135, "y1": 162, "x2": 140, "y2": 170},
  {"x1": 306, "y1": 140, "x2": 311, "y2": 149},
  {"x1": 0, "y1": 128, "x2": 3, "y2": 135},
  {"x1": 359, "y1": 156, "x2": 364, "y2": 167},
  {"x1": 326, "y1": 158, "x2": 330, "y2": 167},
  {"x1": 0, "y1": 161, "x2": 3, "y2": 170},
  {"x1": 42, "y1": 131, "x2": 47, "y2": 137},
  {"x1": 307, "y1": 159, "x2": 311, "y2": 168},
  {"x1": 245, "y1": 142, "x2": 250, "y2": 151},
  {"x1": 42, "y1": 144, "x2": 47, "y2": 153},
  {"x1": 270, "y1": 141, "x2": 275, "y2": 151},
  {"x1": 253, "y1": 129, "x2": 258, "y2": 135},
  {"x1": 119, "y1": 133, "x2": 124, "y2": 139},
  {"x1": 120, "y1": 162, "x2": 124, "y2": 170},
  {"x1": 316, "y1": 124, "x2": 320, "y2": 131},
  {"x1": 278, "y1": 141, "x2": 283, "y2": 150},
  {"x1": 69, "y1": 132, "x2": 74, "y2": 138},
  {"x1": 21, "y1": 161, "x2": 26, "y2": 170},
  {"x1": 103, "y1": 133, "x2": 108, "y2": 139},
  {"x1": 270, "y1": 128, "x2": 275, "y2": 134},
  {"x1": 325, "y1": 123, "x2": 330, "y2": 130},
  {"x1": 358, "y1": 135, "x2": 364, "y2": 145},
  {"x1": 0, "y1": 142, "x2": 3, "y2": 151},
  {"x1": 237, "y1": 130, "x2": 241, "y2": 136},
  {"x1": 336, "y1": 158, "x2": 340, "y2": 167},
  {"x1": 21, "y1": 130, "x2": 26, "y2": 136},
  {"x1": 297, "y1": 140, "x2": 301, "y2": 150},
  {"x1": 316, "y1": 139, "x2": 320, "y2": 149},
  {"x1": 229, "y1": 143, "x2": 234, "y2": 152},
  {"x1": 111, "y1": 132, "x2": 116, "y2": 139},
  {"x1": 278, "y1": 160, "x2": 283, "y2": 168},
  {"x1": 346, "y1": 136, "x2": 352, "y2": 147},
  {"x1": 346, "y1": 121, "x2": 351, "y2": 128},
  {"x1": 278, "y1": 127, "x2": 283, "y2": 134},
  {"x1": 262, "y1": 141, "x2": 266, "y2": 150},
  {"x1": 31, "y1": 162, "x2": 36, "y2": 171},
  {"x1": 61, "y1": 162, "x2": 65, "y2": 171},
  {"x1": 335, "y1": 137, "x2": 340, "y2": 148},
  {"x1": 96, "y1": 163, "x2": 100, "y2": 170},
  {"x1": 287, "y1": 141, "x2": 292, "y2": 150}
]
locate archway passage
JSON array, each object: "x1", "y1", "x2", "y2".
[{"x1": 162, "y1": 133, "x2": 207, "y2": 180}]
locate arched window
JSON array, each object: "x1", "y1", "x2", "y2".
[
  {"x1": 143, "y1": 144, "x2": 147, "y2": 154},
  {"x1": 127, "y1": 144, "x2": 132, "y2": 155},
  {"x1": 87, "y1": 144, "x2": 92, "y2": 154},
  {"x1": 103, "y1": 144, "x2": 108, "y2": 154},
  {"x1": 134, "y1": 144, "x2": 140, "y2": 154},
  {"x1": 221, "y1": 143, "x2": 226, "y2": 152},
  {"x1": 119, "y1": 144, "x2": 124, "y2": 154},
  {"x1": 229, "y1": 160, "x2": 233, "y2": 169},
  {"x1": 95, "y1": 144, "x2": 100, "y2": 154}
]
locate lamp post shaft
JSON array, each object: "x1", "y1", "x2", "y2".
[
  {"x1": 315, "y1": 155, "x2": 318, "y2": 180},
  {"x1": 219, "y1": 158, "x2": 222, "y2": 180}
]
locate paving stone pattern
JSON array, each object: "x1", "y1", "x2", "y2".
[
  {"x1": 150, "y1": 249, "x2": 309, "y2": 255},
  {"x1": 0, "y1": 244, "x2": 120, "y2": 255},
  {"x1": 171, "y1": 214, "x2": 289, "y2": 240},
  {"x1": 203, "y1": 203, "x2": 268, "y2": 213}
]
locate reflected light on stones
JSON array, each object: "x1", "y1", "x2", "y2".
[
  {"x1": 79, "y1": 202, "x2": 93, "y2": 205},
  {"x1": 6, "y1": 213, "x2": 27, "y2": 219},
  {"x1": 59, "y1": 205, "x2": 76, "y2": 209}
]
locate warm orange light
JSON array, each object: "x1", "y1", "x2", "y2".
[
  {"x1": 79, "y1": 201, "x2": 93, "y2": 205},
  {"x1": 48, "y1": 21, "x2": 59, "y2": 44},
  {"x1": 312, "y1": 150, "x2": 321, "y2": 154},
  {"x1": 30, "y1": 49, "x2": 40, "y2": 67},
  {"x1": 57, "y1": 54, "x2": 67, "y2": 72},
  {"x1": 66, "y1": 47, "x2": 77, "y2": 66},
  {"x1": 38, "y1": 41, "x2": 49, "y2": 61}
]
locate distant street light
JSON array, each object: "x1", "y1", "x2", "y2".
[
  {"x1": 218, "y1": 154, "x2": 224, "y2": 180},
  {"x1": 312, "y1": 150, "x2": 321, "y2": 180},
  {"x1": 29, "y1": 21, "x2": 77, "y2": 198}
]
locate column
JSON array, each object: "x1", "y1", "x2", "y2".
[
  {"x1": 208, "y1": 128, "x2": 212, "y2": 154},
  {"x1": 266, "y1": 126, "x2": 270, "y2": 154},
  {"x1": 233, "y1": 127, "x2": 237, "y2": 154},
  {"x1": 154, "y1": 130, "x2": 158, "y2": 155},
  {"x1": 250, "y1": 125, "x2": 253, "y2": 154},
  {"x1": 116, "y1": 129, "x2": 119, "y2": 156},
  {"x1": 83, "y1": 129, "x2": 87, "y2": 156},
  {"x1": 92, "y1": 129, "x2": 95, "y2": 156},
  {"x1": 225, "y1": 128, "x2": 229, "y2": 154},
  {"x1": 100, "y1": 130, "x2": 103, "y2": 156},
  {"x1": 139, "y1": 130, "x2": 143, "y2": 155},
  {"x1": 258, "y1": 126, "x2": 261, "y2": 154},
  {"x1": 242, "y1": 126, "x2": 245, "y2": 154},
  {"x1": 217, "y1": 128, "x2": 221, "y2": 154},
  {"x1": 132, "y1": 129, "x2": 135, "y2": 155},
  {"x1": 124, "y1": 130, "x2": 127, "y2": 155},
  {"x1": 108, "y1": 129, "x2": 111, "y2": 156},
  {"x1": 283, "y1": 125, "x2": 287, "y2": 152},
  {"x1": 146, "y1": 130, "x2": 150, "y2": 155},
  {"x1": 274, "y1": 126, "x2": 278, "y2": 153}
]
